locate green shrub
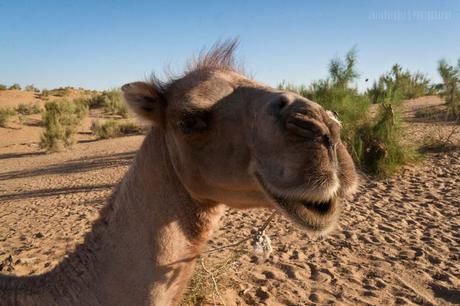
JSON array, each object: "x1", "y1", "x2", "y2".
[
  {"x1": 39, "y1": 99, "x2": 88, "y2": 152},
  {"x1": 279, "y1": 48, "x2": 413, "y2": 176},
  {"x1": 0, "y1": 108, "x2": 16, "y2": 127},
  {"x1": 367, "y1": 75, "x2": 400, "y2": 105},
  {"x1": 351, "y1": 103, "x2": 417, "y2": 176},
  {"x1": 91, "y1": 119, "x2": 141, "y2": 139},
  {"x1": 0, "y1": 84, "x2": 7, "y2": 91},
  {"x1": 328, "y1": 47, "x2": 359, "y2": 89},
  {"x1": 102, "y1": 89, "x2": 129, "y2": 118},
  {"x1": 16, "y1": 103, "x2": 41, "y2": 115},
  {"x1": 367, "y1": 64, "x2": 431, "y2": 103},
  {"x1": 8, "y1": 83, "x2": 21, "y2": 90},
  {"x1": 438, "y1": 59, "x2": 460, "y2": 118},
  {"x1": 24, "y1": 84, "x2": 40, "y2": 92}
]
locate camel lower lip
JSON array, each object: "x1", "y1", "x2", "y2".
[
  {"x1": 274, "y1": 196, "x2": 339, "y2": 232},
  {"x1": 254, "y1": 171, "x2": 335, "y2": 214},
  {"x1": 299, "y1": 198, "x2": 333, "y2": 214},
  {"x1": 254, "y1": 171, "x2": 340, "y2": 232}
]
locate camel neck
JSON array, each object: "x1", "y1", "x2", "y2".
[
  {"x1": 0, "y1": 129, "x2": 224, "y2": 305},
  {"x1": 88, "y1": 129, "x2": 224, "y2": 304}
]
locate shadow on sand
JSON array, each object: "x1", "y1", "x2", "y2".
[
  {"x1": 0, "y1": 151, "x2": 136, "y2": 181},
  {"x1": 0, "y1": 183, "x2": 115, "y2": 201},
  {"x1": 0, "y1": 151, "x2": 46, "y2": 160}
]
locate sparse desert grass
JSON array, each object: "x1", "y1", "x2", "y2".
[
  {"x1": 38, "y1": 87, "x2": 73, "y2": 98},
  {"x1": 102, "y1": 89, "x2": 129, "y2": 118},
  {"x1": 82, "y1": 90, "x2": 129, "y2": 115},
  {"x1": 279, "y1": 48, "x2": 414, "y2": 176},
  {"x1": 39, "y1": 99, "x2": 88, "y2": 152},
  {"x1": 415, "y1": 105, "x2": 460, "y2": 124},
  {"x1": 413, "y1": 105, "x2": 457, "y2": 121},
  {"x1": 181, "y1": 253, "x2": 241, "y2": 306},
  {"x1": 91, "y1": 119, "x2": 142, "y2": 139},
  {"x1": 0, "y1": 107, "x2": 16, "y2": 127},
  {"x1": 420, "y1": 124, "x2": 459, "y2": 153},
  {"x1": 414, "y1": 106, "x2": 438, "y2": 120},
  {"x1": 39, "y1": 90, "x2": 50, "y2": 100},
  {"x1": 38, "y1": 88, "x2": 69, "y2": 100},
  {"x1": 16, "y1": 103, "x2": 41, "y2": 115},
  {"x1": 48, "y1": 87, "x2": 72, "y2": 97},
  {"x1": 84, "y1": 94, "x2": 106, "y2": 109}
]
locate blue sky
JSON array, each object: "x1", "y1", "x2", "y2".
[{"x1": 1, "y1": 0, "x2": 459, "y2": 91}]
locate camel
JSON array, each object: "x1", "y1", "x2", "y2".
[{"x1": 0, "y1": 40, "x2": 358, "y2": 305}]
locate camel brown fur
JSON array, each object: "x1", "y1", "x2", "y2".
[{"x1": 0, "y1": 40, "x2": 358, "y2": 305}]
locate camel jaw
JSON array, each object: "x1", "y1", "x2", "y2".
[{"x1": 254, "y1": 172, "x2": 341, "y2": 233}]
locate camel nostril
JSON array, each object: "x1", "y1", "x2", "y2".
[
  {"x1": 275, "y1": 97, "x2": 289, "y2": 112},
  {"x1": 278, "y1": 99, "x2": 288, "y2": 110},
  {"x1": 270, "y1": 96, "x2": 291, "y2": 117},
  {"x1": 323, "y1": 134, "x2": 332, "y2": 147}
]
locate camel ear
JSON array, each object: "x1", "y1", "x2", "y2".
[{"x1": 121, "y1": 82, "x2": 165, "y2": 125}]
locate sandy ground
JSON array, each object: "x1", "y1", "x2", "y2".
[{"x1": 0, "y1": 92, "x2": 459, "y2": 305}]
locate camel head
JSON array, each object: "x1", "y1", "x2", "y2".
[{"x1": 122, "y1": 41, "x2": 358, "y2": 234}]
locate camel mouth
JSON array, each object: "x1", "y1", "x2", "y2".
[
  {"x1": 254, "y1": 172, "x2": 340, "y2": 233},
  {"x1": 299, "y1": 198, "x2": 334, "y2": 214}
]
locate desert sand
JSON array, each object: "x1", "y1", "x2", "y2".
[{"x1": 0, "y1": 91, "x2": 459, "y2": 305}]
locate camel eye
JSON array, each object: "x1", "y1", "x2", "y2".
[{"x1": 177, "y1": 116, "x2": 208, "y2": 134}]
